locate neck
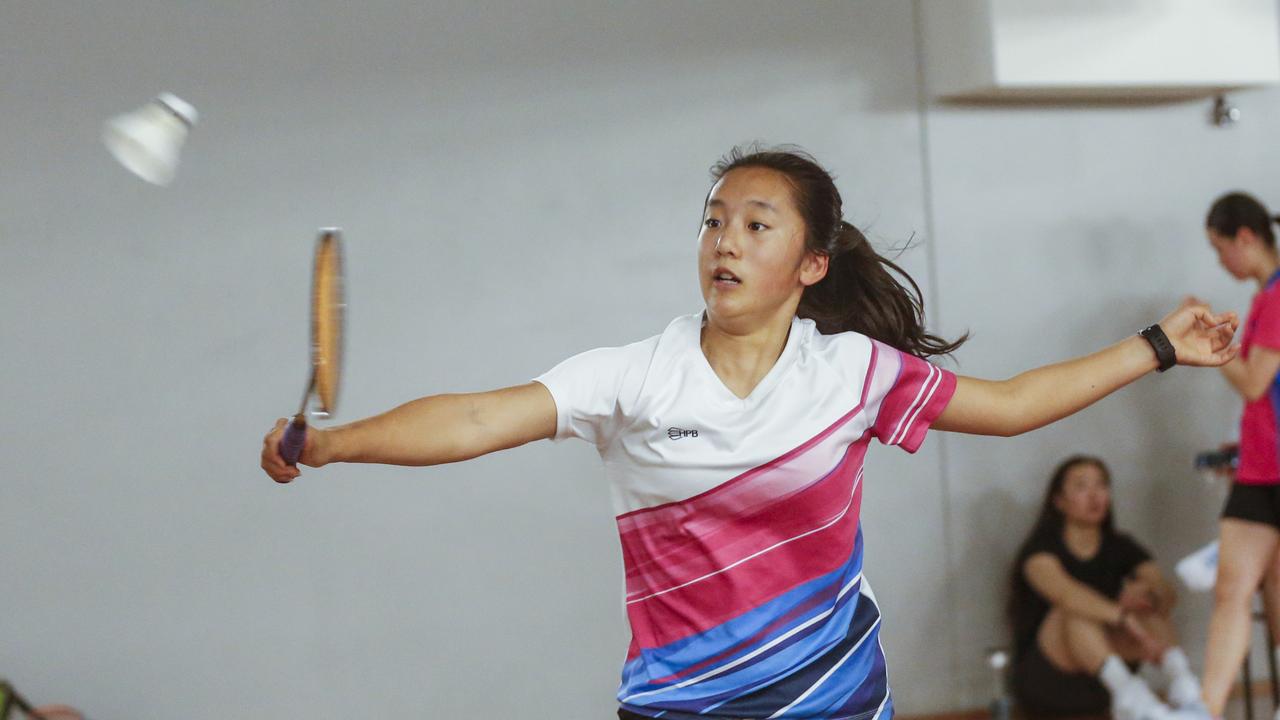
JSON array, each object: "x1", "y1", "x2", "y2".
[
  {"x1": 701, "y1": 307, "x2": 795, "y2": 399},
  {"x1": 1255, "y1": 252, "x2": 1280, "y2": 287},
  {"x1": 1062, "y1": 520, "x2": 1102, "y2": 543}
]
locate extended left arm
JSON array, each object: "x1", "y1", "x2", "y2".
[{"x1": 934, "y1": 304, "x2": 1239, "y2": 437}]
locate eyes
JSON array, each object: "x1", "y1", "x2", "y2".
[{"x1": 703, "y1": 218, "x2": 770, "y2": 232}]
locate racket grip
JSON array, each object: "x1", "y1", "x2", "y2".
[{"x1": 279, "y1": 416, "x2": 308, "y2": 466}]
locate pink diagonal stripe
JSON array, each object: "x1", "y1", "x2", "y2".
[
  {"x1": 624, "y1": 452, "x2": 865, "y2": 650},
  {"x1": 622, "y1": 441, "x2": 870, "y2": 600},
  {"x1": 617, "y1": 342, "x2": 880, "y2": 533}
]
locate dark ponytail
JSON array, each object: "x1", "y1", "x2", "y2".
[
  {"x1": 710, "y1": 145, "x2": 966, "y2": 359},
  {"x1": 1206, "y1": 191, "x2": 1279, "y2": 248}
]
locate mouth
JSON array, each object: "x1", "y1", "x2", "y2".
[{"x1": 711, "y1": 267, "x2": 741, "y2": 286}]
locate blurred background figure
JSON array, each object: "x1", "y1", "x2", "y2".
[
  {"x1": 1200, "y1": 193, "x2": 1280, "y2": 718},
  {"x1": 1008, "y1": 456, "x2": 1202, "y2": 720}
]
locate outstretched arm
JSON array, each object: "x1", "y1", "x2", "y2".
[
  {"x1": 934, "y1": 303, "x2": 1239, "y2": 437},
  {"x1": 261, "y1": 382, "x2": 558, "y2": 483}
]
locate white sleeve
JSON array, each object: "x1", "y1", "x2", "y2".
[{"x1": 533, "y1": 342, "x2": 650, "y2": 447}]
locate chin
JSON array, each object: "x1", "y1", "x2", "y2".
[{"x1": 706, "y1": 296, "x2": 744, "y2": 317}]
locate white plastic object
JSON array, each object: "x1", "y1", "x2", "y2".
[
  {"x1": 1176, "y1": 539, "x2": 1219, "y2": 592},
  {"x1": 102, "y1": 92, "x2": 198, "y2": 186}
]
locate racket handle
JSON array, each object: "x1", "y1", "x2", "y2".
[{"x1": 279, "y1": 416, "x2": 308, "y2": 466}]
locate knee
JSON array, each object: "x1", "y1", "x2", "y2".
[{"x1": 1060, "y1": 610, "x2": 1106, "y2": 638}]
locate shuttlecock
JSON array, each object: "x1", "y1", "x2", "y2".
[{"x1": 102, "y1": 93, "x2": 198, "y2": 186}]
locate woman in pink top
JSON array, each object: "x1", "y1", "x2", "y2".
[{"x1": 1201, "y1": 192, "x2": 1280, "y2": 718}]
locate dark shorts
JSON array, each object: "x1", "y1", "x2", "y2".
[
  {"x1": 1222, "y1": 482, "x2": 1280, "y2": 529},
  {"x1": 1012, "y1": 644, "x2": 1116, "y2": 717}
]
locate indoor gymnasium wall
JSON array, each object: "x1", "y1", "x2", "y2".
[{"x1": 4, "y1": 1, "x2": 1280, "y2": 717}]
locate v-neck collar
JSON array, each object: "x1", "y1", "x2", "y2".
[{"x1": 694, "y1": 312, "x2": 803, "y2": 406}]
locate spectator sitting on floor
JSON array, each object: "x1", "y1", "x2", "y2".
[{"x1": 1008, "y1": 455, "x2": 1205, "y2": 720}]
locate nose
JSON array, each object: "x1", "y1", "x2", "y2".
[{"x1": 715, "y1": 227, "x2": 741, "y2": 257}]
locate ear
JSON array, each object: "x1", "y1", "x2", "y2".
[
  {"x1": 800, "y1": 251, "x2": 829, "y2": 287},
  {"x1": 1237, "y1": 226, "x2": 1261, "y2": 247}
]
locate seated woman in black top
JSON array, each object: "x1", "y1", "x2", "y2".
[{"x1": 1008, "y1": 456, "x2": 1205, "y2": 720}]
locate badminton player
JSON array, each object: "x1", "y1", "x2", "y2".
[{"x1": 262, "y1": 147, "x2": 1238, "y2": 720}]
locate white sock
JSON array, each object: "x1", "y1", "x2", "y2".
[
  {"x1": 1101, "y1": 655, "x2": 1136, "y2": 695},
  {"x1": 1161, "y1": 647, "x2": 1190, "y2": 675},
  {"x1": 1101, "y1": 655, "x2": 1174, "y2": 720},
  {"x1": 1160, "y1": 647, "x2": 1203, "y2": 709}
]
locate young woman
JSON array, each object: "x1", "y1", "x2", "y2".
[
  {"x1": 1198, "y1": 192, "x2": 1280, "y2": 720},
  {"x1": 261, "y1": 148, "x2": 1238, "y2": 720},
  {"x1": 1010, "y1": 456, "x2": 1202, "y2": 720}
]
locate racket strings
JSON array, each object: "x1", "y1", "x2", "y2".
[{"x1": 311, "y1": 232, "x2": 343, "y2": 417}]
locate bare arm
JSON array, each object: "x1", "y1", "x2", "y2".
[
  {"x1": 262, "y1": 382, "x2": 558, "y2": 483},
  {"x1": 1219, "y1": 346, "x2": 1280, "y2": 401},
  {"x1": 1024, "y1": 553, "x2": 1123, "y2": 625},
  {"x1": 935, "y1": 303, "x2": 1239, "y2": 437},
  {"x1": 1132, "y1": 560, "x2": 1177, "y2": 613}
]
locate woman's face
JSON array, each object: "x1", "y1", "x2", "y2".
[
  {"x1": 1053, "y1": 462, "x2": 1111, "y2": 527},
  {"x1": 1208, "y1": 227, "x2": 1251, "y2": 280},
  {"x1": 698, "y1": 167, "x2": 827, "y2": 328}
]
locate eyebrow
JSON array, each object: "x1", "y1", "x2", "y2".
[{"x1": 706, "y1": 198, "x2": 778, "y2": 213}]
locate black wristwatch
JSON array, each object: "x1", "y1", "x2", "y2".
[{"x1": 1139, "y1": 324, "x2": 1177, "y2": 372}]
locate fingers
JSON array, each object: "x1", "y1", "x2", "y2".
[
  {"x1": 1185, "y1": 343, "x2": 1239, "y2": 367},
  {"x1": 1166, "y1": 301, "x2": 1240, "y2": 367},
  {"x1": 1127, "y1": 622, "x2": 1160, "y2": 657},
  {"x1": 1188, "y1": 306, "x2": 1237, "y2": 330},
  {"x1": 1208, "y1": 322, "x2": 1235, "y2": 353},
  {"x1": 1121, "y1": 614, "x2": 1148, "y2": 641},
  {"x1": 261, "y1": 417, "x2": 301, "y2": 483},
  {"x1": 1206, "y1": 309, "x2": 1239, "y2": 331},
  {"x1": 1145, "y1": 631, "x2": 1171, "y2": 663},
  {"x1": 1210, "y1": 343, "x2": 1241, "y2": 365}
]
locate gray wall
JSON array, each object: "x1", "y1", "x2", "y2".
[{"x1": 1, "y1": 1, "x2": 1273, "y2": 717}]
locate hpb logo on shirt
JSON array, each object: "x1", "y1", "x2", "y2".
[{"x1": 667, "y1": 427, "x2": 699, "y2": 440}]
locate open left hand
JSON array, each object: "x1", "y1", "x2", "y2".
[{"x1": 1157, "y1": 302, "x2": 1240, "y2": 367}]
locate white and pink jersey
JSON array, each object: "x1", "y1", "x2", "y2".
[{"x1": 535, "y1": 313, "x2": 956, "y2": 720}]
